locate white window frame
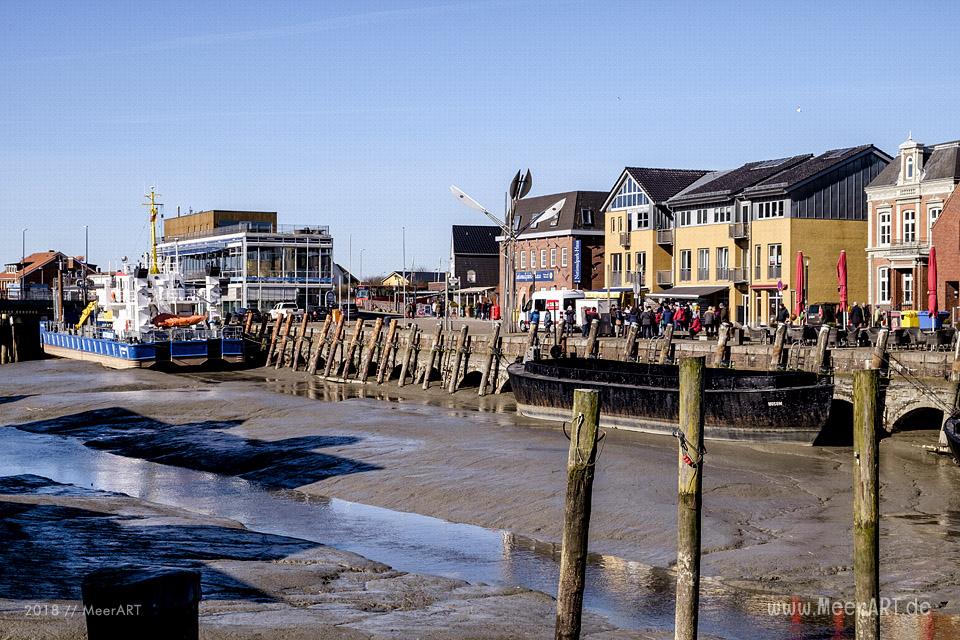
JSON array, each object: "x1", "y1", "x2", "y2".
[
  {"x1": 530, "y1": 250, "x2": 536, "y2": 269},
  {"x1": 878, "y1": 267, "x2": 890, "y2": 304},
  {"x1": 903, "y1": 272, "x2": 913, "y2": 305},
  {"x1": 636, "y1": 209, "x2": 649, "y2": 229},
  {"x1": 878, "y1": 209, "x2": 891, "y2": 246},
  {"x1": 540, "y1": 249, "x2": 547, "y2": 269},
  {"x1": 520, "y1": 251, "x2": 526, "y2": 269},
  {"x1": 903, "y1": 210, "x2": 916, "y2": 243},
  {"x1": 550, "y1": 248, "x2": 557, "y2": 268},
  {"x1": 906, "y1": 156, "x2": 914, "y2": 179},
  {"x1": 561, "y1": 247, "x2": 568, "y2": 268},
  {"x1": 929, "y1": 205, "x2": 942, "y2": 232},
  {"x1": 697, "y1": 248, "x2": 710, "y2": 280}
]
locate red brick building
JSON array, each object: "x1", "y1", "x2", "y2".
[
  {"x1": 0, "y1": 251, "x2": 97, "y2": 300},
  {"x1": 932, "y1": 184, "x2": 960, "y2": 318}
]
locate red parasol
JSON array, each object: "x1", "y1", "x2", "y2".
[
  {"x1": 928, "y1": 245, "x2": 939, "y2": 317},
  {"x1": 794, "y1": 251, "x2": 805, "y2": 317},
  {"x1": 836, "y1": 250, "x2": 848, "y2": 322}
]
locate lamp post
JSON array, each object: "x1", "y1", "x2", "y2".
[
  {"x1": 20, "y1": 228, "x2": 27, "y2": 300},
  {"x1": 804, "y1": 257, "x2": 810, "y2": 316}
]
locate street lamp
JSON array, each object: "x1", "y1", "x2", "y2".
[
  {"x1": 804, "y1": 257, "x2": 810, "y2": 316},
  {"x1": 20, "y1": 228, "x2": 27, "y2": 300}
]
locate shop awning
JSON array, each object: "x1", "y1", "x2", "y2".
[
  {"x1": 645, "y1": 285, "x2": 729, "y2": 301},
  {"x1": 452, "y1": 286, "x2": 495, "y2": 294}
]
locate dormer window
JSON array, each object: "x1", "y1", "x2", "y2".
[
  {"x1": 580, "y1": 208, "x2": 594, "y2": 227},
  {"x1": 906, "y1": 156, "x2": 914, "y2": 179}
]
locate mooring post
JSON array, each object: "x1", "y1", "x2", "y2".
[
  {"x1": 357, "y1": 317, "x2": 383, "y2": 381},
  {"x1": 266, "y1": 316, "x2": 283, "y2": 364},
  {"x1": 584, "y1": 319, "x2": 600, "y2": 359},
  {"x1": 869, "y1": 328, "x2": 889, "y2": 372},
  {"x1": 852, "y1": 368, "x2": 881, "y2": 640},
  {"x1": 338, "y1": 318, "x2": 364, "y2": 378},
  {"x1": 658, "y1": 324, "x2": 674, "y2": 365},
  {"x1": 275, "y1": 313, "x2": 295, "y2": 369},
  {"x1": 256, "y1": 315, "x2": 270, "y2": 352},
  {"x1": 448, "y1": 325, "x2": 470, "y2": 393},
  {"x1": 714, "y1": 323, "x2": 731, "y2": 367},
  {"x1": 554, "y1": 388, "x2": 601, "y2": 640},
  {"x1": 675, "y1": 356, "x2": 706, "y2": 640},
  {"x1": 621, "y1": 322, "x2": 639, "y2": 362},
  {"x1": 322, "y1": 315, "x2": 345, "y2": 378},
  {"x1": 306, "y1": 315, "x2": 332, "y2": 375},
  {"x1": 243, "y1": 310, "x2": 254, "y2": 335},
  {"x1": 376, "y1": 319, "x2": 399, "y2": 384},
  {"x1": 813, "y1": 326, "x2": 831, "y2": 374},
  {"x1": 0, "y1": 313, "x2": 8, "y2": 365},
  {"x1": 290, "y1": 312, "x2": 310, "y2": 370},
  {"x1": 397, "y1": 323, "x2": 418, "y2": 387},
  {"x1": 951, "y1": 331, "x2": 960, "y2": 382},
  {"x1": 479, "y1": 323, "x2": 501, "y2": 397},
  {"x1": 421, "y1": 323, "x2": 443, "y2": 389},
  {"x1": 769, "y1": 324, "x2": 788, "y2": 370},
  {"x1": 525, "y1": 321, "x2": 539, "y2": 358}
]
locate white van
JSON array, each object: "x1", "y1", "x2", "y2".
[{"x1": 519, "y1": 290, "x2": 585, "y2": 331}]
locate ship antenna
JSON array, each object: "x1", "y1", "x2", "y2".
[{"x1": 143, "y1": 187, "x2": 163, "y2": 274}]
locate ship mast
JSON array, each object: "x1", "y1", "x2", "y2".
[{"x1": 143, "y1": 187, "x2": 162, "y2": 274}]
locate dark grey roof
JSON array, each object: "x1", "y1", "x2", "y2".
[
  {"x1": 514, "y1": 191, "x2": 608, "y2": 236},
  {"x1": 624, "y1": 167, "x2": 711, "y2": 203},
  {"x1": 743, "y1": 145, "x2": 887, "y2": 196},
  {"x1": 668, "y1": 154, "x2": 812, "y2": 206},
  {"x1": 868, "y1": 140, "x2": 960, "y2": 188},
  {"x1": 403, "y1": 271, "x2": 446, "y2": 282},
  {"x1": 452, "y1": 225, "x2": 499, "y2": 255}
]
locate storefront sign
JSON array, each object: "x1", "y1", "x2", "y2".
[
  {"x1": 572, "y1": 239, "x2": 582, "y2": 283},
  {"x1": 516, "y1": 270, "x2": 555, "y2": 282}
]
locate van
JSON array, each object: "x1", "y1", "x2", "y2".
[
  {"x1": 804, "y1": 303, "x2": 838, "y2": 327},
  {"x1": 520, "y1": 290, "x2": 585, "y2": 331}
]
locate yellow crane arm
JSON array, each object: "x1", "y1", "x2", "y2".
[{"x1": 75, "y1": 300, "x2": 98, "y2": 328}]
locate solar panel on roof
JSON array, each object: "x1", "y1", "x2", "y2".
[
  {"x1": 823, "y1": 147, "x2": 855, "y2": 159},
  {"x1": 751, "y1": 157, "x2": 792, "y2": 170}
]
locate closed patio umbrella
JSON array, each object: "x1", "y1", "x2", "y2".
[
  {"x1": 836, "y1": 250, "x2": 848, "y2": 327},
  {"x1": 928, "y1": 246, "x2": 939, "y2": 325},
  {"x1": 794, "y1": 251, "x2": 805, "y2": 318}
]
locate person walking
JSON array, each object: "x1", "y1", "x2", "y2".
[
  {"x1": 776, "y1": 301, "x2": 789, "y2": 325},
  {"x1": 564, "y1": 305, "x2": 576, "y2": 336},
  {"x1": 543, "y1": 308, "x2": 553, "y2": 331},
  {"x1": 850, "y1": 302, "x2": 864, "y2": 329},
  {"x1": 640, "y1": 306, "x2": 653, "y2": 339}
]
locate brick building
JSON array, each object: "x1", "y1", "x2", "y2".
[
  {"x1": 0, "y1": 251, "x2": 97, "y2": 301},
  {"x1": 931, "y1": 184, "x2": 960, "y2": 318}
]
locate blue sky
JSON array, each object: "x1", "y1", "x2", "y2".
[{"x1": 2, "y1": 0, "x2": 959, "y2": 276}]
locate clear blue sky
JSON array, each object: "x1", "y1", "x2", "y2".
[{"x1": 2, "y1": 1, "x2": 959, "y2": 276}]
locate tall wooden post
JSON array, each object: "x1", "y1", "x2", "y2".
[
  {"x1": 339, "y1": 318, "x2": 364, "y2": 378},
  {"x1": 422, "y1": 323, "x2": 443, "y2": 390},
  {"x1": 448, "y1": 325, "x2": 470, "y2": 393},
  {"x1": 322, "y1": 315, "x2": 345, "y2": 378},
  {"x1": 290, "y1": 313, "x2": 310, "y2": 370},
  {"x1": 713, "y1": 323, "x2": 731, "y2": 367},
  {"x1": 525, "y1": 322, "x2": 539, "y2": 356},
  {"x1": 870, "y1": 328, "x2": 889, "y2": 371},
  {"x1": 658, "y1": 324, "x2": 674, "y2": 365},
  {"x1": 479, "y1": 323, "x2": 501, "y2": 397},
  {"x1": 397, "y1": 323, "x2": 418, "y2": 387},
  {"x1": 266, "y1": 316, "x2": 283, "y2": 364},
  {"x1": 852, "y1": 368, "x2": 881, "y2": 640},
  {"x1": 813, "y1": 326, "x2": 831, "y2": 374},
  {"x1": 274, "y1": 313, "x2": 295, "y2": 369},
  {"x1": 584, "y1": 319, "x2": 600, "y2": 358},
  {"x1": 357, "y1": 317, "x2": 383, "y2": 381},
  {"x1": 256, "y1": 315, "x2": 270, "y2": 352},
  {"x1": 0, "y1": 314, "x2": 8, "y2": 365},
  {"x1": 554, "y1": 389, "x2": 601, "y2": 640},
  {"x1": 243, "y1": 310, "x2": 254, "y2": 335},
  {"x1": 769, "y1": 324, "x2": 788, "y2": 370},
  {"x1": 306, "y1": 314, "x2": 332, "y2": 375},
  {"x1": 951, "y1": 329, "x2": 960, "y2": 382},
  {"x1": 621, "y1": 322, "x2": 639, "y2": 362},
  {"x1": 376, "y1": 319, "x2": 399, "y2": 384},
  {"x1": 675, "y1": 356, "x2": 705, "y2": 640}
]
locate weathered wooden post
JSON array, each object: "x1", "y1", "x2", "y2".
[
  {"x1": 813, "y1": 326, "x2": 831, "y2": 374},
  {"x1": 322, "y1": 315, "x2": 345, "y2": 378},
  {"x1": 621, "y1": 322, "x2": 639, "y2": 362},
  {"x1": 256, "y1": 315, "x2": 270, "y2": 352},
  {"x1": 243, "y1": 310, "x2": 254, "y2": 335},
  {"x1": 306, "y1": 315, "x2": 332, "y2": 375},
  {"x1": 524, "y1": 322, "x2": 539, "y2": 357},
  {"x1": 266, "y1": 316, "x2": 283, "y2": 364},
  {"x1": 951, "y1": 330, "x2": 960, "y2": 382},
  {"x1": 869, "y1": 328, "x2": 889, "y2": 371},
  {"x1": 0, "y1": 313, "x2": 8, "y2": 365},
  {"x1": 584, "y1": 319, "x2": 600, "y2": 358},
  {"x1": 554, "y1": 388, "x2": 601, "y2": 640},
  {"x1": 397, "y1": 323, "x2": 419, "y2": 387},
  {"x1": 658, "y1": 324, "x2": 674, "y2": 365},
  {"x1": 852, "y1": 368, "x2": 881, "y2": 640},
  {"x1": 338, "y1": 318, "x2": 364, "y2": 378},
  {"x1": 769, "y1": 324, "x2": 788, "y2": 370},
  {"x1": 448, "y1": 325, "x2": 470, "y2": 393},
  {"x1": 357, "y1": 317, "x2": 383, "y2": 381},
  {"x1": 714, "y1": 323, "x2": 731, "y2": 367},
  {"x1": 376, "y1": 319, "x2": 399, "y2": 384},
  {"x1": 478, "y1": 323, "x2": 501, "y2": 397},
  {"x1": 274, "y1": 313, "x2": 295, "y2": 369},
  {"x1": 422, "y1": 323, "x2": 443, "y2": 390},
  {"x1": 11, "y1": 316, "x2": 21, "y2": 362},
  {"x1": 675, "y1": 356, "x2": 706, "y2": 640},
  {"x1": 290, "y1": 313, "x2": 310, "y2": 370}
]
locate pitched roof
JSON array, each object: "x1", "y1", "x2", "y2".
[
  {"x1": 868, "y1": 140, "x2": 960, "y2": 188},
  {"x1": 623, "y1": 167, "x2": 712, "y2": 203},
  {"x1": 0, "y1": 251, "x2": 95, "y2": 281},
  {"x1": 385, "y1": 270, "x2": 446, "y2": 284},
  {"x1": 514, "y1": 191, "x2": 608, "y2": 236},
  {"x1": 452, "y1": 225, "x2": 499, "y2": 255},
  {"x1": 668, "y1": 154, "x2": 812, "y2": 206},
  {"x1": 743, "y1": 145, "x2": 888, "y2": 196}
]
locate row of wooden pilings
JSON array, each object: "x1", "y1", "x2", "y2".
[{"x1": 0, "y1": 313, "x2": 37, "y2": 365}]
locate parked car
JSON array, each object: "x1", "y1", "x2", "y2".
[
  {"x1": 269, "y1": 302, "x2": 301, "y2": 320},
  {"x1": 339, "y1": 302, "x2": 359, "y2": 318},
  {"x1": 305, "y1": 305, "x2": 330, "y2": 322},
  {"x1": 804, "y1": 303, "x2": 838, "y2": 327},
  {"x1": 233, "y1": 307, "x2": 262, "y2": 324}
]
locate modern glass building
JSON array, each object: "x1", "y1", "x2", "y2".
[{"x1": 157, "y1": 210, "x2": 334, "y2": 313}]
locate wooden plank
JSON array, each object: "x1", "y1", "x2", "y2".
[{"x1": 853, "y1": 368, "x2": 881, "y2": 640}]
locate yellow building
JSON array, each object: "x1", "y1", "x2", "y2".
[
  {"x1": 661, "y1": 146, "x2": 891, "y2": 324},
  {"x1": 601, "y1": 168, "x2": 711, "y2": 294}
]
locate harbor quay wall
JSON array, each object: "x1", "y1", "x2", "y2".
[{"x1": 265, "y1": 319, "x2": 960, "y2": 433}]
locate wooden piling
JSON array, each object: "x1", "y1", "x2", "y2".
[
  {"x1": 274, "y1": 314, "x2": 295, "y2": 369},
  {"x1": 0, "y1": 314, "x2": 8, "y2": 365},
  {"x1": 337, "y1": 319, "x2": 364, "y2": 378},
  {"x1": 870, "y1": 328, "x2": 889, "y2": 371},
  {"x1": 376, "y1": 319, "x2": 399, "y2": 384},
  {"x1": 658, "y1": 324, "x2": 674, "y2": 365},
  {"x1": 554, "y1": 388, "x2": 601, "y2": 640},
  {"x1": 256, "y1": 315, "x2": 270, "y2": 352},
  {"x1": 621, "y1": 322, "x2": 639, "y2": 362},
  {"x1": 306, "y1": 315, "x2": 332, "y2": 375},
  {"x1": 448, "y1": 325, "x2": 470, "y2": 393},
  {"x1": 243, "y1": 310, "x2": 255, "y2": 335},
  {"x1": 584, "y1": 319, "x2": 599, "y2": 358},
  {"x1": 357, "y1": 317, "x2": 384, "y2": 382},
  {"x1": 951, "y1": 330, "x2": 960, "y2": 382},
  {"x1": 397, "y1": 323, "x2": 419, "y2": 387},
  {"x1": 479, "y1": 323, "x2": 501, "y2": 397},
  {"x1": 852, "y1": 368, "x2": 881, "y2": 640},
  {"x1": 322, "y1": 315, "x2": 345, "y2": 378},
  {"x1": 266, "y1": 316, "x2": 283, "y2": 364},
  {"x1": 714, "y1": 323, "x2": 731, "y2": 367},
  {"x1": 675, "y1": 356, "x2": 706, "y2": 640},
  {"x1": 769, "y1": 324, "x2": 788, "y2": 370},
  {"x1": 525, "y1": 322, "x2": 539, "y2": 357},
  {"x1": 422, "y1": 323, "x2": 443, "y2": 390},
  {"x1": 290, "y1": 313, "x2": 310, "y2": 370},
  {"x1": 814, "y1": 326, "x2": 831, "y2": 373}
]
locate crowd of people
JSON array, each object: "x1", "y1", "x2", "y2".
[{"x1": 607, "y1": 301, "x2": 730, "y2": 339}]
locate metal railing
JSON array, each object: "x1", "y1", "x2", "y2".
[
  {"x1": 656, "y1": 270, "x2": 674, "y2": 286},
  {"x1": 679, "y1": 268, "x2": 692, "y2": 282},
  {"x1": 697, "y1": 268, "x2": 709, "y2": 281},
  {"x1": 619, "y1": 232, "x2": 631, "y2": 248},
  {"x1": 656, "y1": 229, "x2": 674, "y2": 245},
  {"x1": 161, "y1": 222, "x2": 331, "y2": 243},
  {"x1": 716, "y1": 267, "x2": 731, "y2": 281},
  {"x1": 609, "y1": 271, "x2": 623, "y2": 287},
  {"x1": 730, "y1": 267, "x2": 748, "y2": 283},
  {"x1": 728, "y1": 222, "x2": 748, "y2": 239},
  {"x1": 767, "y1": 265, "x2": 782, "y2": 279}
]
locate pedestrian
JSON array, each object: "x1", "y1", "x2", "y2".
[
  {"x1": 641, "y1": 306, "x2": 654, "y2": 338},
  {"x1": 776, "y1": 302, "x2": 789, "y2": 325},
  {"x1": 613, "y1": 305, "x2": 623, "y2": 337},
  {"x1": 528, "y1": 307, "x2": 540, "y2": 331},
  {"x1": 564, "y1": 305, "x2": 576, "y2": 335},
  {"x1": 850, "y1": 302, "x2": 864, "y2": 329},
  {"x1": 718, "y1": 303, "x2": 728, "y2": 326},
  {"x1": 581, "y1": 307, "x2": 594, "y2": 337},
  {"x1": 661, "y1": 304, "x2": 674, "y2": 336},
  {"x1": 543, "y1": 308, "x2": 553, "y2": 331},
  {"x1": 703, "y1": 306, "x2": 715, "y2": 337}
]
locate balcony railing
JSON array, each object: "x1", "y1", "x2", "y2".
[
  {"x1": 656, "y1": 229, "x2": 674, "y2": 245},
  {"x1": 716, "y1": 267, "x2": 730, "y2": 281},
  {"x1": 656, "y1": 270, "x2": 674, "y2": 287},
  {"x1": 697, "y1": 268, "x2": 710, "y2": 281},
  {"x1": 728, "y1": 222, "x2": 749, "y2": 239},
  {"x1": 161, "y1": 222, "x2": 331, "y2": 243},
  {"x1": 609, "y1": 271, "x2": 623, "y2": 287},
  {"x1": 610, "y1": 270, "x2": 646, "y2": 288},
  {"x1": 679, "y1": 268, "x2": 692, "y2": 282},
  {"x1": 619, "y1": 231, "x2": 631, "y2": 248},
  {"x1": 730, "y1": 267, "x2": 748, "y2": 283},
  {"x1": 767, "y1": 265, "x2": 782, "y2": 279},
  {"x1": 882, "y1": 240, "x2": 931, "y2": 257}
]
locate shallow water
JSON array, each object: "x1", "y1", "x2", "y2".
[{"x1": 2, "y1": 420, "x2": 950, "y2": 640}]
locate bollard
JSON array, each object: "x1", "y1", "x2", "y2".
[
  {"x1": 82, "y1": 566, "x2": 201, "y2": 640},
  {"x1": 479, "y1": 323, "x2": 501, "y2": 397},
  {"x1": 769, "y1": 324, "x2": 788, "y2": 370},
  {"x1": 814, "y1": 326, "x2": 831, "y2": 374},
  {"x1": 376, "y1": 319, "x2": 399, "y2": 384},
  {"x1": 422, "y1": 323, "x2": 443, "y2": 389},
  {"x1": 852, "y1": 368, "x2": 881, "y2": 640},
  {"x1": 714, "y1": 323, "x2": 731, "y2": 367},
  {"x1": 448, "y1": 325, "x2": 470, "y2": 393},
  {"x1": 290, "y1": 312, "x2": 310, "y2": 370},
  {"x1": 658, "y1": 324, "x2": 674, "y2": 365},
  {"x1": 339, "y1": 318, "x2": 364, "y2": 378},
  {"x1": 554, "y1": 388, "x2": 601, "y2": 640},
  {"x1": 584, "y1": 319, "x2": 599, "y2": 358},
  {"x1": 869, "y1": 328, "x2": 889, "y2": 371},
  {"x1": 397, "y1": 323, "x2": 419, "y2": 387},
  {"x1": 621, "y1": 323, "x2": 639, "y2": 362},
  {"x1": 274, "y1": 313, "x2": 295, "y2": 369},
  {"x1": 357, "y1": 317, "x2": 384, "y2": 381},
  {"x1": 306, "y1": 315, "x2": 332, "y2": 375},
  {"x1": 675, "y1": 356, "x2": 705, "y2": 640},
  {"x1": 322, "y1": 315, "x2": 345, "y2": 378}
]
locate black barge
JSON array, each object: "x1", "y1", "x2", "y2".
[{"x1": 507, "y1": 358, "x2": 834, "y2": 444}]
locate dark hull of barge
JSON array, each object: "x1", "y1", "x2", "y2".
[
  {"x1": 507, "y1": 358, "x2": 834, "y2": 444},
  {"x1": 944, "y1": 419, "x2": 960, "y2": 464}
]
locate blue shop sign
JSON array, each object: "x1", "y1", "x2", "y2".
[
  {"x1": 516, "y1": 270, "x2": 555, "y2": 282},
  {"x1": 572, "y1": 240, "x2": 582, "y2": 283}
]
